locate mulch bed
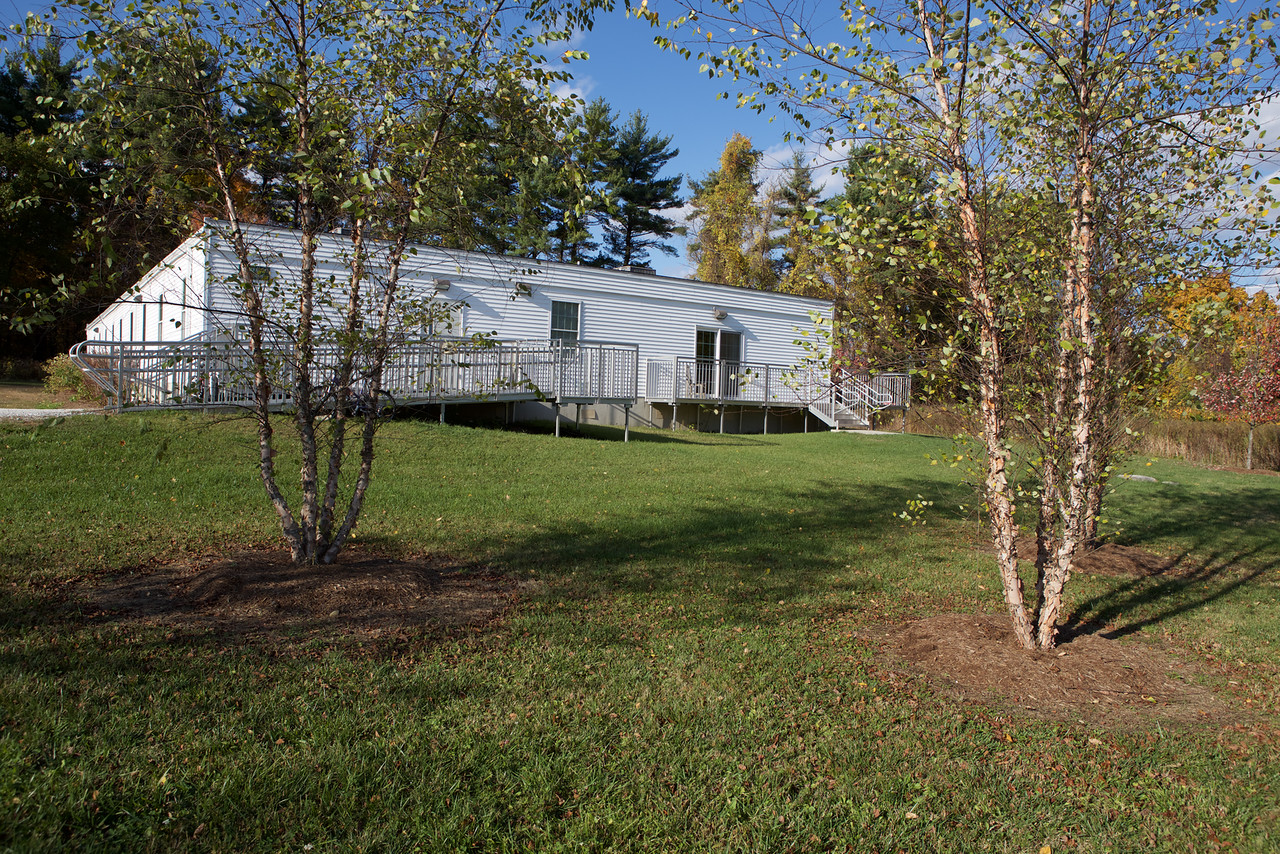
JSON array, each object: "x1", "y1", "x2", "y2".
[
  {"x1": 881, "y1": 538, "x2": 1256, "y2": 727},
  {"x1": 890, "y1": 612, "x2": 1234, "y2": 727},
  {"x1": 77, "y1": 549, "x2": 522, "y2": 656}
]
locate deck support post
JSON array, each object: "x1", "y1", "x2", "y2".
[
  {"x1": 623, "y1": 404, "x2": 631, "y2": 443},
  {"x1": 575, "y1": 403, "x2": 582, "y2": 427},
  {"x1": 554, "y1": 403, "x2": 561, "y2": 437},
  {"x1": 804, "y1": 410, "x2": 808, "y2": 433},
  {"x1": 116, "y1": 343, "x2": 125, "y2": 410},
  {"x1": 763, "y1": 406, "x2": 769, "y2": 435},
  {"x1": 719, "y1": 404, "x2": 725, "y2": 434},
  {"x1": 439, "y1": 402, "x2": 446, "y2": 424},
  {"x1": 671, "y1": 404, "x2": 677, "y2": 431}
]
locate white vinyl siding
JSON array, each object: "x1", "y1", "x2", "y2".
[{"x1": 89, "y1": 222, "x2": 833, "y2": 400}]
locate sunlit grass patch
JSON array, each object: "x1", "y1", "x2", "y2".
[{"x1": 1, "y1": 413, "x2": 1277, "y2": 851}]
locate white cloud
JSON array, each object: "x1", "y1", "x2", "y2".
[
  {"x1": 757, "y1": 139, "x2": 853, "y2": 197},
  {"x1": 551, "y1": 75, "x2": 597, "y2": 106}
]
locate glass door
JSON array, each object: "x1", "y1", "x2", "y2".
[
  {"x1": 695, "y1": 329, "x2": 717, "y2": 396},
  {"x1": 719, "y1": 331, "x2": 742, "y2": 399}
]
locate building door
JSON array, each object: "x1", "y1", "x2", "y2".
[
  {"x1": 694, "y1": 329, "x2": 742, "y2": 398},
  {"x1": 719, "y1": 331, "x2": 742, "y2": 399},
  {"x1": 695, "y1": 329, "x2": 717, "y2": 396}
]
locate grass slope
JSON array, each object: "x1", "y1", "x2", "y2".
[{"x1": 1, "y1": 413, "x2": 1276, "y2": 852}]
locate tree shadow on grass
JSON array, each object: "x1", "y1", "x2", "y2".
[
  {"x1": 465, "y1": 474, "x2": 967, "y2": 626},
  {"x1": 1061, "y1": 482, "x2": 1280, "y2": 643},
  {"x1": 1059, "y1": 544, "x2": 1276, "y2": 643}
]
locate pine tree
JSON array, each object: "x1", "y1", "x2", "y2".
[
  {"x1": 539, "y1": 97, "x2": 617, "y2": 265},
  {"x1": 599, "y1": 110, "x2": 683, "y2": 267},
  {"x1": 770, "y1": 152, "x2": 824, "y2": 294}
]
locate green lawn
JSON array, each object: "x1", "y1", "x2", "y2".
[{"x1": 1, "y1": 413, "x2": 1276, "y2": 852}]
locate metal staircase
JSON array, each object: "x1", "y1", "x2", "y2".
[{"x1": 806, "y1": 373, "x2": 910, "y2": 430}]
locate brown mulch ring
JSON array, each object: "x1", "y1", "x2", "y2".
[
  {"x1": 889, "y1": 612, "x2": 1238, "y2": 728},
  {"x1": 1008, "y1": 533, "x2": 1184, "y2": 578},
  {"x1": 76, "y1": 549, "x2": 524, "y2": 656}
]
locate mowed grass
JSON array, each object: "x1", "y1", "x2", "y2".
[{"x1": 0, "y1": 412, "x2": 1277, "y2": 852}]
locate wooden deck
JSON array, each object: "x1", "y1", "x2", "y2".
[
  {"x1": 70, "y1": 338, "x2": 640, "y2": 412},
  {"x1": 644, "y1": 357, "x2": 909, "y2": 429},
  {"x1": 69, "y1": 339, "x2": 909, "y2": 433}
]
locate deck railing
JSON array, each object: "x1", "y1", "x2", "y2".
[
  {"x1": 70, "y1": 337, "x2": 639, "y2": 411},
  {"x1": 645, "y1": 357, "x2": 910, "y2": 426}
]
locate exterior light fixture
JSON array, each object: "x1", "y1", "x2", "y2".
[
  {"x1": 433, "y1": 278, "x2": 452, "y2": 293},
  {"x1": 712, "y1": 307, "x2": 728, "y2": 321}
]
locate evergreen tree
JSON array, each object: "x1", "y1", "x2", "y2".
[
  {"x1": 770, "y1": 152, "x2": 824, "y2": 293},
  {"x1": 0, "y1": 37, "x2": 93, "y2": 354},
  {"x1": 600, "y1": 110, "x2": 683, "y2": 267},
  {"x1": 528, "y1": 97, "x2": 617, "y2": 265},
  {"x1": 687, "y1": 132, "x2": 774, "y2": 289}
]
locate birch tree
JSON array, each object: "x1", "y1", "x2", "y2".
[
  {"x1": 642, "y1": 0, "x2": 1280, "y2": 648},
  {"x1": 61, "y1": 0, "x2": 600, "y2": 565}
]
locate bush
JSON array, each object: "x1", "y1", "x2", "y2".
[{"x1": 42, "y1": 354, "x2": 103, "y2": 403}]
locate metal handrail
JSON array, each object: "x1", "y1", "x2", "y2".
[
  {"x1": 643, "y1": 357, "x2": 910, "y2": 426},
  {"x1": 70, "y1": 337, "x2": 640, "y2": 411}
]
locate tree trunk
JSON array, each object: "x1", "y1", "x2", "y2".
[
  {"x1": 917, "y1": 0, "x2": 1034, "y2": 649},
  {"x1": 1037, "y1": 0, "x2": 1099, "y2": 649},
  {"x1": 318, "y1": 217, "x2": 366, "y2": 552}
]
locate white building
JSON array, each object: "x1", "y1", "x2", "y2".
[{"x1": 75, "y1": 221, "x2": 905, "y2": 433}]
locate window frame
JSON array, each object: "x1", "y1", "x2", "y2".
[{"x1": 550, "y1": 300, "x2": 581, "y2": 343}]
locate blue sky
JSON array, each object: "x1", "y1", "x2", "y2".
[
  {"x1": 3, "y1": 1, "x2": 1277, "y2": 289},
  {"x1": 0, "y1": 2, "x2": 815, "y2": 278}
]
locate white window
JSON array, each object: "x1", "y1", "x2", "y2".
[
  {"x1": 427, "y1": 302, "x2": 465, "y2": 337},
  {"x1": 551, "y1": 301, "x2": 580, "y2": 343}
]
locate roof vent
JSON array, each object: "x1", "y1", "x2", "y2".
[{"x1": 616, "y1": 265, "x2": 656, "y2": 276}]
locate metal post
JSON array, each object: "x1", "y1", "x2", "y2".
[
  {"x1": 719, "y1": 404, "x2": 724, "y2": 434},
  {"x1": 763, "y1": 405, "x2": 769, "y2": 435},
  {"x1": 116, "y1": 342, "x2": 125, "y2": 411},
  {"x1": 576, "y1": 403, "x2": 582, "y2": 427},
  {"x1": 623, "y1": 404, "x2": 631, "y2": 443},
  {"x1": 439, "y1": 402, "x2": 446, "y2": 424},
  {"x1": 804, "y1": 410, "x2": 808, "y2": 433},
  {"x1": 554, "y1": 403, "x2": 561, "y2": 437},
  {"x1": 671, "y1": 403, "x2": 677, "y2": 431},
  {"x1": 597, "y1": 345, "x2": 604, "y2": 398},
  {"x1": 556, "y1": 339, "x2": 564, "y2": 401}
]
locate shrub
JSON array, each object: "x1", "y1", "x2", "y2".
[{"x1": 42, "y1": 354, "x2": 103, "y2": 403}]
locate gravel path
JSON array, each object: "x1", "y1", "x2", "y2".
[{"x1": 0, "y1": 407, "x2": 104, "y2": 421}]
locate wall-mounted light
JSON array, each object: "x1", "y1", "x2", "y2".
[
  {"x1": 433, "y1": 278, "x2": 452, "y2": 293},
  {"x1": 513, "y1": 282, "x2": 534, "y2": 298},
  {"x1": 712, "y1": 307, "x2": 728, "y2": 321}
]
